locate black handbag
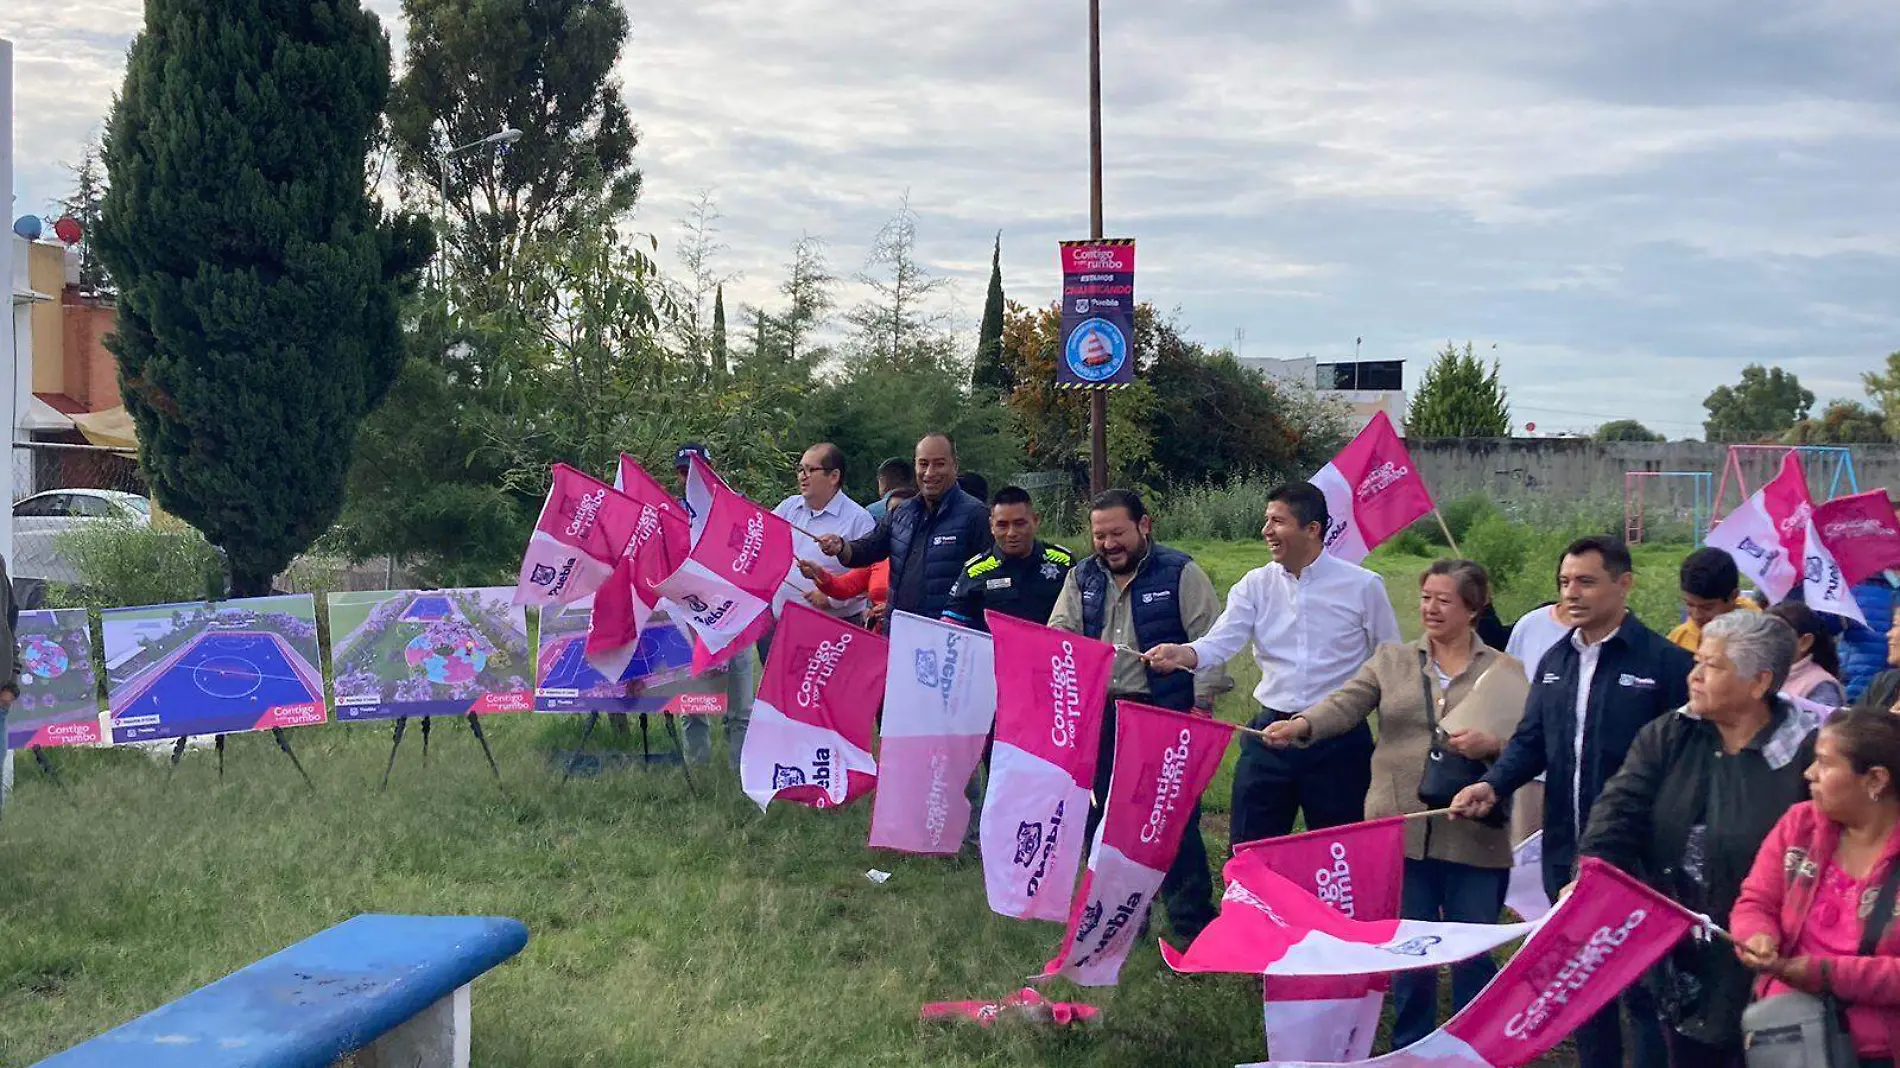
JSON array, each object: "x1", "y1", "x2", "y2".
[
  {"x1": 1416, "y1": 654, "x2": 1506, "y2": 827},
  {"x1": 1742, "y1": 855, "x2": 1900, "y2": 1067}
]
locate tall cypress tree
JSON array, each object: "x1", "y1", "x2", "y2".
[
  {"x1": 711, "y1": 283, "x2": 729, "y2": 377},
  {"x1": 971, "y1": 232, "x2": 1011, "y2": 391},
  {"x1": 96, "y1": 0, "x2": 431, "y2": 596}
]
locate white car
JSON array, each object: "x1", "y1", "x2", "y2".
[{"x1": 11, "y1": 489, "x2": 152, "y2": 583}]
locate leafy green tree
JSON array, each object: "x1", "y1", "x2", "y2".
[
  {"x1": 1784, "y1": 399, "x2": 1891, "y2": 444},
  {"x1": 972, "y1": 233, "x2": 1011, "y2": 392},
  {"x1": 844, "y1": 195, "x2": 953, "y2": 369},
  {"x1": 1594, "y1": 419, "x2": 1663, "y2": 442},
  {"x1": 96, "y1": 0, "x2": 432, "y2": 596},
  {"x1": 388, "y1": 0, "x2": 639, "y2": 294},
  {"x1": 1404, "y1": 342, "x2": 1512, "y2": 438},
  {"x1": 1702, "y1": 364, "x2": 1814, "y2": 442},
  {"x1": 1862, "y1": 351, "x2": 1900, "y2": 440}
]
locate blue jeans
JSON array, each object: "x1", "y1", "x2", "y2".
[
  {"x1": 1390, "y1": 857, "x2": 1509, "y2": 1049},
  {"x1": 681, "y1": 648, "x2": 754, "y2": 769}
]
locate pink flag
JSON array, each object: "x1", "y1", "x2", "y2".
[
  {"x1": 514, "y1": 464, "x2": 643, "y2": 606},
  {"x1": 739, "y1": 601, "x2": 886, "y2": 811},
  {"x1": 1309, "y1": 412, "x2": 1435, "y2": 564},
  {"x1": 1814, "y1": 490, "x2": 1900, "y2": 587},
  {"x1": 1161, "y1": 851, "x2": 1535, "y2": 977},
  {"x1": 585, "y1": 456, "x2": 691, "y2": 678},
  {"x1": 1243, "y1": 817, "x2": 1407, "y2": 1063},
  {"x1": 869, "y1": 612, "x2": 997, "y2": 855},
  {"x1": 652, "y1": 482, "x2": 796, "y2": 673},
  {"x1": 1238, "y1": 859, "x2": 1696, "y2": 1068},
  {"x1": 980, "y1": 612, "x2": 1115, "y2": 923},
  {"x1": 1706, "y1": 451, "x2": 1811, "y2": 603},
  {"x1": 1041, "y1": 701, "x2": 1236, "y2": 986}
]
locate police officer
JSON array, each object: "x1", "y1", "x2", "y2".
[{"x1": 942, "y1": 486, "x2": 1074, "y2": 630}]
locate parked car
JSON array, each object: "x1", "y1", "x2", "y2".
[{"x1": 11, "y1": 489, "x2": 153, "y2": 587}]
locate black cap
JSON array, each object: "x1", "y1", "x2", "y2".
[{"x1": 674, "y1": 442, "x2": 710, "y2": 470}]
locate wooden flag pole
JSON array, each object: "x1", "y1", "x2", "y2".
[{"x1": 1433, "y1": 508, "x2": 1463, "y2": 556}]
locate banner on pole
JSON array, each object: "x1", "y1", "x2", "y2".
[
  {"x1": 1310, "y1": 411, "x2": 1435, "y2": 564},
  {"x1": 1057, "y1": 239, "x2": 1136, "y2": 388},
  {"x1": 741, "y1": 601, "x2": 886, "y2": 811}
]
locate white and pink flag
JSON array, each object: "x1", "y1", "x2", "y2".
[
  {"x1": 514, "y1": 463, "x2": 644, "y2": 607},
  {"x1": 652, "y1": 481, "x2": 797, "y2": 673},
  {"x1": 1814, "y1": 489, "x2": 1900, "y2": 587},
  {"x1": 740, "y1": 601, "x2": 886, "y2": 811},
  {"x1": 1041, "y1": 700, "x2": 1236, "y2": 987},
  {"x1": 1309, "y1": 411, "x2": 1435, "y2": 564},
  {"x1": 1162, "y1": 850, "x2": 1535, "y2": 978},
  {"x1": 869, "y1": 612, "x2": 997, "y2": 855},
  {"x1": 1238, "y1": 858, "x2": 1696, "y2": 1068},
  {"x1": 682, "y1": 451, "x2": 730, "y2": 539},
  {"x1": 1707, "y1": 453, "x2": 1863, "y2": 621},
  {"x1": 584, "y1": 456, "x2": 692, "y2": 678},
  {"x1": 981, "y1": 612, "x2": 1115, "y2": 923},
  {"x1": 1243, "y1": 816, "x2": 1407, "y2": 1063},
  {"x1": 1505, "y1": 831, "x2": 1552, "y2": 924}
]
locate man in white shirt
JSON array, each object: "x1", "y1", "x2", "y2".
[
  {"x1": 773, "y1": 443, "x2": 876, "y2": 626},
  {"x1": 1146, "y1": 482, "x2": 1401, "y2": 846}
]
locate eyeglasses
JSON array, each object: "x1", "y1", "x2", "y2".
[{"x1": 796, "y1": 465, "x2": 837, "y2": 476}]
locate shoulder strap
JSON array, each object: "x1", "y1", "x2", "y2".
[
  {"x1": 1418, "y1": 649, "x2": 1442, "y2": 734},
  {"x1": 1859, "y1": 854, "x2": 1900, "y2": 955}
]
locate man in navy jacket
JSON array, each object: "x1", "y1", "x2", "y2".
[
  {"x1": 817, "y1": 433, "x2": 992, "y2": 623},
  {"x1": 1452, "y1": 535, "x2": 1690, "y2": 1068}
]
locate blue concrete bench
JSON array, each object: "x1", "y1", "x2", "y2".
[{"x1": 36, "y1": 914, "x2": 529, "y2": 1068}]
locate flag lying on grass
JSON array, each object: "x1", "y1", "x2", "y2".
[
  {"x1": 869, "y1": 612, "x2": 997, "y2": 855},
  {"x1": 1041, "y1": 700, "x2": 1235, "y2": 987},
  {"x1": 740, "y1": 601, "x2": 885, "y2": 811},
  {"x1": 1237, "y1": 858, "x2": 1695, "y2": 1068},
  {"x1": 981, "y1": 612, "x2": 1114, "y2": 922}
]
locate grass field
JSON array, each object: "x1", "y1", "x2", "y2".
[{"x1": 0, "y1": 538, "x2": 1697, "y2": 1065}]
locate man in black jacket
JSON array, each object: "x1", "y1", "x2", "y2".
[
  {"x1": 1451, "y1": 535, "x2": 1691, "y2": 1068},
  {"x1": 816, "y1": 433, "x2": 992, "y2": 624}
]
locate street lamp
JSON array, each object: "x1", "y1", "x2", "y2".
[{"x1": 436, "y1": 126, "x2": 523, "y2": 291}]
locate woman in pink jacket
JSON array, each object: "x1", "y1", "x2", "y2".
[{"x1": 1732, "y1": 705, "x2": 1900, "y2": 1066}]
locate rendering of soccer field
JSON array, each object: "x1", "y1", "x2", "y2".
[{"x1": 110, "y1": 631, "x2": 324, "y2": 742}]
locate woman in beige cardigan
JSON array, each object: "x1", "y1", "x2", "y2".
[{"x1": 1262, "y1": 558, "x2": 1530, "y2": 1047}]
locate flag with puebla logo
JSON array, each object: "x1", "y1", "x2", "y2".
[
  {"x1": 1707, "y1": 453, "x2": 1864, "y2": 621},
  {"x1": 980, "y1": 612, "x2": 1115, "y2": 922},
  {"x1": 740, "y1": 601, "x2": 886, "y2": 811},
  {"x1": 1309, "y1": 412, "x2": 1435, "y2": 564},
  {"x1": 1244, "y1": 816, "x2": 1407, "y2": 1063},
  {"x1": 1813, "y1": 489, "x2": 1900, "y2": 587},
  {"x1": 869, "y1": 612, "x2": 997, "y2": 855},
  {"x1": 1237, "y1": 858, "x2": 1694, "y2": 1068},
  {"x1": 653, "y1": 481, "x2": 796, "y2": 673},
  {"x1": 584, "y1": 455, "x2": 692, "y2": 679},
  {"x1": 1162, "y1": 849, "x2": 1536, "y2": 978},
  {"x1": 514, "y1": 464, "x2": 644, "y2": 607},
  {"x1": 682, "y1": 451, "x2": 730, "y2": 539},
  {"x1": 1041, "y1": 700, "x2": 1235, "y2": 986},
  {"x1": 1057, "y1": 239, "x2": 1136, "y2": 387}
]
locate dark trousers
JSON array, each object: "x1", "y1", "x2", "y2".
[
  {"x1": 1390, "y1": 858, "x2": 1509, "y2": 1049},
  {"x1": 1229, "y1": 707, "x2": 1373, "y2": 846},
  {"x1": 1663, "y1": 1031, "x2": 1743, "y2": 1068},
  {"x1": 1085, "y1": 695, "x2": 1216, "y2": 943},
  {"x1": 1574, "y1": 981, "x2": 1668, "y2": 1068}
]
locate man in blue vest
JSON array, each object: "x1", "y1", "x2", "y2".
[
  {"x1": 1046, "y1": 488, "x2": 1229, "y2": 943},
  {"x1": 815, "y1": 433, "x2": 991, "y2": 623}
]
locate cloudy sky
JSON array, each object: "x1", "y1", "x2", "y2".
[{"x1": 7, "y1": 0, "x2": 1899, "y2": 437}]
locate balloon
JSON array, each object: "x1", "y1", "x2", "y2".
[
  {"x1": 53, "y1": 216, "x2": 82, "y2": 245},
  {"x1": 12, "y1": 215, "x2": 43, "y2": 240}
]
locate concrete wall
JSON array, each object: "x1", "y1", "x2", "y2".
[{"x1": 1410, "y1": 439, "x2": 1900, "y2": 515}]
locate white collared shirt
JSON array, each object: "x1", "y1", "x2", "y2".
[
  {"x1": 1186, "y1": 551, "x2": 1402, "y2": 711},
  {"x1": 1569, "y1": 625, "x2": 1614, "y2": 832},
  {"x1": 774, "y1": 491, "x2": 877, "y2": 617}
]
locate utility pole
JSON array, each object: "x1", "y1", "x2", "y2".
[{"x1": 1087, "y1": 0, "x2": 1108, "y2": 494}]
